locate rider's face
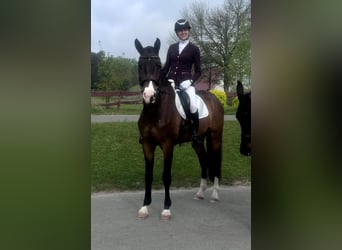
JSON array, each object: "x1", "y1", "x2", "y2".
[{"x1": 177, "y1": 28, "x2": 190, "y2": 41}]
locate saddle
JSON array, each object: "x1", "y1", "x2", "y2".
[
  {"x1": 174, "y1": 88, "x2": 209, "y2": 120},
  {"x1": 176, "y1": 90, "x2": 191, "y2": 118}
]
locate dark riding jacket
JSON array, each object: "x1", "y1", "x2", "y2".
[{"x1": 162, "y1": 42, "x2": 201, "y2": 86}]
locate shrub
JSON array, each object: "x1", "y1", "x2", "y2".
[
  {"x1": 232, "y1": 96, "x2": 239, "y2": 110},
  {"x1": 209, "y1": 89, "x2": 227, "y2": 108}
]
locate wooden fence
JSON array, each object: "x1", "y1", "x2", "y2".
[
  {"x1": 91, "y1": 90, "x2": 237, "y2": 109},
  {"x1": 91, "y1": 91, "x2": 142, "y2": 110}
]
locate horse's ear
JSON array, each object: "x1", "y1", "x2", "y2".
[
  {"x1": 154, "y1": 38, "x2": 161, "y2": 54},
  {"x1": 237, "y1": 80, "x2": 244, "y2": 98},
  {"x1": 135, "y1": 39, "x2": 144, "y2": 55}
]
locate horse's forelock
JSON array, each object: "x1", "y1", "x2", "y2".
[{"x1": 140, "y1": 46, "x2": 158, "y2": 57}]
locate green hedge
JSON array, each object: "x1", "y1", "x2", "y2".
[{"x1": 209, "y1": 89, "x2": 227, "y2": 108}]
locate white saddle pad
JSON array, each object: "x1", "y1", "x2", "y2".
[{"x1": 175, "y1": 89, "x2": 209, "y2": 120}]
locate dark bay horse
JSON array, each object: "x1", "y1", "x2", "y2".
[
  {"x1": 236, "y1": 80, "x2": 251, "y2": 156},
  {"x1": 134, "y1": 38, "x2": 224, "y2": 220}
]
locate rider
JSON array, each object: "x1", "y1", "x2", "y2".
[{"x1": 162, "y1": 18, "x2": 202, "y2": 144}]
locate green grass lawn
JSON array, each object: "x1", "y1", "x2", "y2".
[{"x1": 91, "y1": 121, "x2": 250, "y2": 192}]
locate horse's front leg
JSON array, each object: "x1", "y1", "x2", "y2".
[
  {"x1": 210, "y1": 176, "x2": 220, "y2": 203},
  {"x1": 160, "y1": 144, "x2": 173, "y2": 220},
  {"x1": 137, "y1": 143, "x2": 156, "y2": 219}
]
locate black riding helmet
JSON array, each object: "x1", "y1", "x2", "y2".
[{"x1": 174, "y1": 19, "x2": 191, "y2": 31}]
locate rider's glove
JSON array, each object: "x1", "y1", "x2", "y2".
[
  {"x1": 179, "y1": 80, "x2": 192, "y2": 90},
  {"x1": 168, "y1": 79, "x2": 175, "y2": 88}
]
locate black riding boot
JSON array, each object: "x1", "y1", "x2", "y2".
[{"x1": 190, "y1": 111, "x2": 202, "y2": 145}]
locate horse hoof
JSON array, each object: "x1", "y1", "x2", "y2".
[
  {"x1": 210, "y1": 197, "x2": 219, "y2": 203},
  {"x1": 137, "y1": 206, "x2": 149, "y2": 219},
  {"x1": 210, "y1": 195, "x2": 219, "y2": 203},
  {"x1": 160, "y1": 209, "x2": 171, "y2": 220},
  {"x1": 210, "y1": 189, "x2": 219, "y2": 203},
  {"x1": 194, "y1": 194, "x2": 204, "y2": 200},
  {"x1": 137, "y1": 212, "x2": 148, "y2": 219}
]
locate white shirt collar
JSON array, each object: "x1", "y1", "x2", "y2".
[{"x1": 178, "y1": 39, "x2": 189, "y2": 54}]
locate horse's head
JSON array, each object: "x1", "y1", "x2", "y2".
[
  {"x1": 236, "y1": 80, "x2": 251, "y2": 156},
  {"x1": 135, "y1": 38, "x2": 162, "y2": 104}
]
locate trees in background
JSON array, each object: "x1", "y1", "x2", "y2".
[
  {"x1": 91, "y1": 52, "x2": 138, "y2": 90},
  {"x1": 91, "y1": 0, "x2": 250, "y2": 92},
  {"x1": 180, "y1": 0, "x2": 251, "y2": 91},
  {"x1": 91, "y1": 51, "x2": 105, "y2": 90}
]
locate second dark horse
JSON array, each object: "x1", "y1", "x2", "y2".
[
  {"x1": 135, "y1": 38, "x2": 224, "y2": 220},
  {"x1": 236, "y1": 80, "x2": 251, "y2": 156}
]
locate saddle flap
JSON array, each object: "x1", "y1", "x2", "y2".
[
  {"x1": 175, "y1": 90, "x2": 209, "y2": 120},
  {"x1": 177, "y1": 90, "x2": 191, "y2": 117}
]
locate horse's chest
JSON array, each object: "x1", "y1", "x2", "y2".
[
  {"x1": 150, "y1": 124, "x2": 169, "y2": 136},
  {"x1": 141, "y1": 123, "x2": 176, "y2": 141}
]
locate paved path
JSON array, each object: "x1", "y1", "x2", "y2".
[
  {"x1": 91, "y1": 115, "x2": 236, "y2": 123},
  {"x1": 92, "y1": 186, "x2": 250, "y2": 250}
]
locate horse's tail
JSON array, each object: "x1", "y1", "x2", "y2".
[{"x1": 206, "y1": 132, "x2": 222, "y2": 182}]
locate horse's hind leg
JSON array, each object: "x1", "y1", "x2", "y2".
[
  {"x1": 137, "y1": 143, "x2": 156, "y2": 219},
  {"x1": 207, "y1": 132, "x2": 222, "y2": 203},
  {"x1": 194, "y1": 177, "x2": 207, "y2": 200},
  {"x1": 192, "y1": 143, "x2": 208, "y2": 200}
]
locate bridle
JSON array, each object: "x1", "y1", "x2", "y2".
[
  {"x1": 138, "y1": 55, "x2": 161, "y2": 86},
  {"x1": 138, "y1": 55, "x2": 170, "y2": 103}
]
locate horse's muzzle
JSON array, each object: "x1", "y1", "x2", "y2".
[
  {"x1": 142, "y1": 81, "x2": 157, "y2": 104},
  {"x1": 143, "y1": 92, "x2": 156, "y2": 104}
]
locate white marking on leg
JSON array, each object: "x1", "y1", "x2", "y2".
[
  {"x1": 210, "y1": 177, "x2": 220, "y2": 203},
  {"x1": 142, "y1": 81, "x2": 156, "y2": 104},
  {"x1": 160, "y1": 209, "x2": 172, "y2": 220},
  {"x1": 137, "y1": 205, "x2": 149, "y2": 219},
  {"x1": 194, "y1": 178, "x2": 207, "y2": 200}
]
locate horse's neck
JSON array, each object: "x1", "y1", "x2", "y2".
[
  {"x1": 142, "y1": 85, "x2": 176, "y2": 122},
  {"x1": 159, "y1": 85, "x2": 175, "y2": 105}
]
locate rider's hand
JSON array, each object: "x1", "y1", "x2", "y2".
[
  {"x1": 180, "y1": 80, "x2": 192, "y2": 90},
  {"x1": 168, "y1": 79, "x2": 175, "y2": 88}
]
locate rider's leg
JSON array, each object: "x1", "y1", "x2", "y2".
[{"x1": 186, "y1": 85, "x2": 202, "y2": 145}]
